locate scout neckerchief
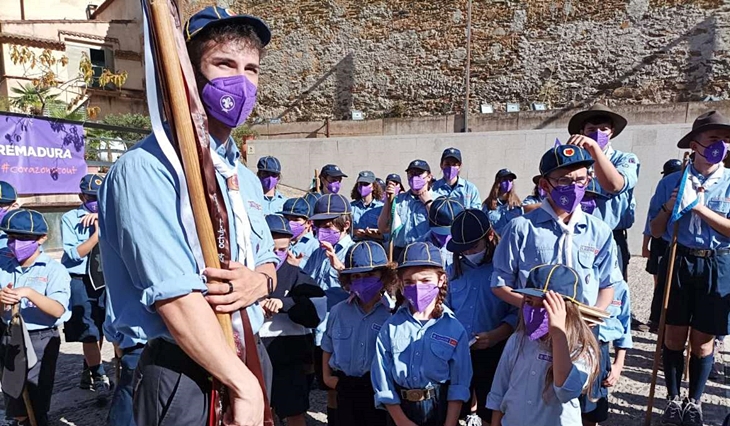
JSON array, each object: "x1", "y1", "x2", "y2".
[{"x1": 540, "y1": 201, "x2": 584, "y2": 268}]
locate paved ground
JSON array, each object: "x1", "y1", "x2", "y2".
[{"x1": 2, "y1": 258, "x2": 728, "y2": 425}]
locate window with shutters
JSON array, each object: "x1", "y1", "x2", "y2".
[{"x1": 66, "y1": 43, "x2": 115, "y2": 90}]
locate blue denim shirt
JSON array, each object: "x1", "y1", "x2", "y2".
[
  {"x1": 103, "y1": 287, "x2": 147, "y2": 350},
  {"x1": 0, "y1": 253, "x2": 71, "y2": 329},
  {"x1": 390, "y1": 191, "x2": 433, "y2": 248},
  {"x1": 592, "y1": 147, "x2": 640, "y2": 231},
  {"x1": 321, "y1": 297, "x2": 392, "y2": 377},
  {"x1": 598, "y1": 280, "x2": 633, "y2": 349},
  {"x1": 262, "y1": 190, "x2": 287, "y2": 215},
  {"x1": 371, "y1": 305, "x2": 472, "y2": 407},
  {"x1": 352, "y1": 198, "x2": 384, "y2": 236},
  {"x1": 432, "y1": 177, "x2": 482, "y2": 210},
  {"x1": 61, "y1": 205, "x2": 95, "y2": 275}
]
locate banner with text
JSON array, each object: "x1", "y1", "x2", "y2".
[{"x1": 0, "y1": 114, "x2": 87, "y2": 194}]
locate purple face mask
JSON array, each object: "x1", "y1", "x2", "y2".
[
  {"x1": 274, "y1": 249, "x2": 288, "y2": 270},
  {"x1": 84, "y1": 200, "x2": 98, "y2": 213},
  {"x1": 326, "y1": 181, "x2": 341, "y2": 194},
  {"x1": 523, "y1": 304, "x2": 550, "y2": 341},
  {"x1": 580, "y1": 198, "x2": 597, "y2": 214},
  {"x1": 358, "y1": 184, "x2": 373, "y2": 198},
  {"x1": 260, "y1": 176, "x2": 279, "y2": 193},
  {"x1": 550, "y1": 183, "x2": 586, "y2": 214},
  {"x1": 587, "y1": 131, "x2": 611, "y2": 150},
  {"x1": 201, "y1": 75, "x2": 257, "y2": 128},
  {"x1": 442, "y1": 166, "x2": 459, "y2": 181},
  {"x1": 699, "y1": 140, "x2": 729, "y2": 165},
  {"x1": 317, "y1": 227, "x2": 341, "y2": 246},
  {"x1": 8, "y1": 239, "x2": 39, "y2": 263},
  {"x1": 350, "y1": 276, "x2": 383, "y2": 303},
  {"x1": 430, "y1": 231, "x2": 451, "y2": 248},
  {"x1": 499, "y1": 180, "x2": 513, "y2": 194},
  {"x1": 289, "y1": 221, "x2": 306, "y2": 239},
  {"x1": 403, "y1": 282, "x2": 440, "y2": 312},
  {"x1": 409, "y1": 175, "x2": 427, "y2": 192}
]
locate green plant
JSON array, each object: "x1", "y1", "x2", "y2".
[
  {"x1": 9, "y1": 84, "x2": 59, "y2": 115},
  {"x1": 85, "y1": 113, "x2": 151, "y2": 161}
]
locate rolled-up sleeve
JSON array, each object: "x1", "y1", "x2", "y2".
[
  {"x1": 615, "y1": 290, "x2": 633, "y2": 349},
  {"x1": 61, "y1": 213, "x2": 83, "y2": 263},
  {"x1": 372, "y1": 328, "x2": 400, "y2": 408},
  {"x1": 614, "y1": 153, "x2": 640, "y2": 194},
  {"x1": 447, "y1": 329, "x2": 473, "y2": 402},
  {"x1": 46, "y1": 264, "x2": 71, "y2": 324},
  {"x1": 553, "y1": 357, "x2": 590, "y2": 404}
]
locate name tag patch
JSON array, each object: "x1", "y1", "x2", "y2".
[
  {"x1": 611, "y1": 300, "x2": 622, "y2": 307},
  {"x1": 580, "y1": 245, "x2": 599, "y2": 255},
  {"x1": 538, "y1": 353, "x2": 553, "y2": 362},
  {"x1": 431, "y1": 333, "x2": 457, "y2": 347},
  {"x1": 248, "y1": 200, "x2": 262, "y2": 211},
  {"x1": 372, "y1": 323, "x2": 382, "y2": 331}
]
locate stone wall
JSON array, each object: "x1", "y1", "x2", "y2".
[{"x1": 190, "y1": 0, "x2": 730, "y2": 122}]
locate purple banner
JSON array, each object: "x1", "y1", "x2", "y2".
[{"x1": 0, "y1": 114, "x2": 87, "y2": 194}]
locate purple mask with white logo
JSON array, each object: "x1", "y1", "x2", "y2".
[
  {"x1": 358, "y1": 184, "x2": 373, "y2": 198},
  {"x1": 260, "y1": 176, "x2": 279, "y2": 193},
  {"x1": 201, "y1": 75, "x2": 257, "y2": 128},
  {"x1": 275, "y1": 249, "x2": 288, "y2": 270},
  {"x1": 523, "y1": 304, "x2": 550, "y2": 341},
  {"x1": 550, "y1": 183, "x2": 586, "y2": 214},
  {"x1": 84, "y1": 201, "x2": 98, "y2": 213},
  {"x1": 403, "y1": 282, "x2": 440, "y2": 312},
  {"x1": 326, "y1": 181, "x2": 341, "y2": 194},
  {"x1": 499, "y1": 180, "x2": 513, "y2": 194},
  {"x1": 699, "y1": 140, "x2": 729, "y2": 165},
  {"x1": 580, "y1": 198, "x2": 597, "y2": 214},
  {"x1": 409, "y1": 175, "x2": 427, "y2": 192},
  {"x1": 587, "y1": 131, "x2": 611, "y2": 150},
  {"x1": 317, "y1": 227, "x2": 341, "y2": 246},
  {"x1": 289, "y1": 221, "x2": 306, "y2": 239},
  {"x1": 8, "y1": 239, "x2": 39, "y2": 263},
  {"x1": 350, "y1": 276, "x2": 383, "y2": 303},
  {"x1": 443, "y1": 166, "x2": 459, "y2": 181}
]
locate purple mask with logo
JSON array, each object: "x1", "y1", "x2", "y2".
[
  {"x1": 84, "y1": 201, "x2": 98, "y2": 213},
  {"x1": 587, "y1": 131, "x2": 611, "y2": 150},
  {"x1": 350, "y1": 276, "x2": 383, "y2": 303},
  {"x1": 317, "y1": 227, "x2": 341, "y2": 246},
  {"x1": 289, "y1": 221, "x2": 306, "y2": 239},
  {"x1": 8, "y1": 239, "x2": 39, "y2": 263},
  {"x1": 260, "y1": 176, "x2": 279, "y2": 193},
  {"x1": 699, "y1": 140, "x2": 729, "y2": 165},
  {"x1": 499, "y1": 180, "x2": 513, "y2": 194},
  {"x1": 409, "y1": 175, "x2": 427, "y2": 192},
  {"x1": 358, "y1": 184, "x2": 373, "y2": 198},
  {"x1": 550, "y1": 183, "x2": 586, "y2": 214},
  {"x1": 431, "y1": 231, "x2": 451, "y2": 248},
  {"x1": 580, "y1": 198, "x2": 597, "y2": 214},
  {"x1": 403, "y1": 282, "x2": 440, "y2": 312},
  {"x1": 201, "y1": 75, "x2": 257, "y2": 128},
  {"x1": 274, "y1": 249, "x2": 288, "y2": 270},
  {"x1": 523, "y1": 304, "x2": 550, "y2": 341},
  {"x1": 326, "y1": 181, "x2": 341, "y2": 194},
  {"x1": 443, "y1": 166, "x2": 459, "y2": 181}
]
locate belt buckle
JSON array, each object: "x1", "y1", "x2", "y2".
[
  {"x1": 405, "y1": 389, "x2": 424, "y2": 402},
  {"x1": 694, "y1": 249, "x2": 711, "y2": 257}
]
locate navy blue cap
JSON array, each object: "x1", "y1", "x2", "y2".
[
  {"x1": 386, "y1": 173, "x2": 402, "y2": 184},
  {"x1": 406, "y1": 160, "x2": 430, "y2": 173},
  {"x1": 428, "y1": 197, "x2": 465, "y2": 229},
  {"x1": 375, "y1": 178, "x2": 386, "y2": 190},
  {"x1": 303, "y1": 192, "x2": 322, "y2": 217},
  {"x1": 495, "y1": 168, "x2": 517, "y2": 180},
  {"x1": 310, "y1": 193, "x2": 352, "y2": 221},
  {"x1": 321, "y1": 164, "x2": 347, "y2": 178},
  {"x1": 397, "y1": 242, "x2": 443, "y2": 269},
  {"x1": 662, "y1": 159, "x2": 682, "y2": 175},
  {"x1": 257, "y1": 156, "x2": 281, "y2": 174},
  {"x1": 447, "y1": 209, "x2": 492, "y2": 253},
  {"x1": 539, "y1": 145, "x2": 595, "y2": 176},
  {"x1": 342, "y1": 241, "x2": 389, "y2": 274},
  {"x1": 513, "y1": 264, "x2": 581, "y2": 301},
  {"x1": 279, "y1": 197, "x2": 311, "y2": 219},
  {"x1": 0, "y1": 181, "x2": 17, "y2": 204},
  {"x1": 80, "y1": 173, "x2": 104, "y2": 196},
  {"x1": 184, "y1": 6, "x2": 271, "y2": 46},
  {"x1": 265, "y1": 214, "x2": 293, "y2": 237},
  {"x1": 0, "y1": 209, "x2": 48, "y2": 236},
  {"x1": 357, "y1": 170, "x2": 376, "y2": 184},
  {"x1": 441, "y1": 147, "x2": 462, "y2": 163},
  {"x1": 584, "y1": 178, "x2": 609, "y2": 200}
]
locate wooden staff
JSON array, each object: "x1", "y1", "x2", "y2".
[
  {"x1": 11, "y1": 305, "x2": 37, "y2": 426},
  {"x1": 388, "y1": 193, "x2": 395, "y2": 262},
  {"x1": 644, "y1": 151, "x2": 690, "y2": 426}
]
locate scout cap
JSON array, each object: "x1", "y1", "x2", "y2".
[
  {"x1": 0, "y1": 181, "x2": 17, "y2": 204},
  {"x1": 375, "y1": 178, "x2": 386, "y2": 190},
  {"x1": 265, "y1": 214, "x2": 293, "y2": 237},
  {"x1": 257, "y1": 156, "x2": 281, "y2": 174},
  {"x1": 310, "y1": 193, "x2": 352, "y2": 221},
  {"x1": 321, "y1": 164, "x2": 347, "y2": 178},
  {"x1": 568, "y1": 104, "x2": 628, "y2": 139},
  {"x1": 662, "y1": 159, "x2": 682, "y2": 175},
  {"x1": 447, "y1": 209, "x2": 492, "y2": 253},
  {"x1": 495, "y1": 168, "x2": 517, "y2": 181},
  {"x1": 386, "y1": 173, "x2": 402, "y2": 184},
  {"x1": 279, "y1": 197, "x2": 311, "y2": 219},
  {"x1": 0, "y1": 209, "x2": 48, "y2": 236},
  {"x1": 677, "y1": 111, "x2": 730, "y2": 149},
  {"x1": 585, "y1": 178, "x2": 609, "y2": 200},
  {"x1": 428, "y1": 197, "x2": 465, "y2": 232},
  {"x1": 342, "y1": 241, "x2": 389, "y2": 274},
  {"x1": 539, "y1": 144, "x2": 594, "y2": 177},
  {"x1": 80, "y1": 174, "x2": 104, "y2": 196},
  {"x1": 397, "y1": 242, "x2": 443, "y2": 269},
  {"x1": 303, "y1": 192, "x2": 322, "y2": 217},
  {"x1": 184, "y1": 6, "x2": 271, "y2": 46},
  {"x1": 357, "y1": 170, "x2": 376, "y2": 184},
  {"x1": 406, "y1": 160, "x2": 431, "y2": 173},
  {"x1": 441, "y1": 147, "x2": 462, "y2": 163}
]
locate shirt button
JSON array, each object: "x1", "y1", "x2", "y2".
[
  {"x1": 531, "y1": 371, "x2": 536, "y2": 376},
  {"x1": 360, "y1": 343, "x2": 364, "y2": 347},
  {"x1": 527, "y1": 400, "x2": 532, "y2": 405}
]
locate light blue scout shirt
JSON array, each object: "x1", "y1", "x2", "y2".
[
  {"x1": 598, "y1": 279, "x2": 633, "y2": 349},
  {"x1": 390, "y1": 191, "x2": 433, "y2": 248},
  {"x1": 371, "y1": 305, "x2": 472, "y2": 408},
  {"x1": 432, "y1": 177, "x2": 482, "y2": 210},
  {"x1": 321, "y1": 296, "x2": 391, "y2": 377},
  {"x1": 486, "y1": 332, "x2": 591, "y2": 426},
  {"x1": 446, "y1": 260, "x2": 516, "y2": 338},
  {"x1": 486, "y1": 201, "x2": 524, "y2": 237},
  {"x1": 103, "y1": 287, "x2": 146, "y2": 350},
  {"x1": 522, "y1": 194, "x2": 542, "y2": 206},
  {"x1": 0, "y1": 233, "x2": 7, "y2": 250},
  {"x1": 351, "y1": 198, "x2": 384, "y2": 235},
  {"x1": 290, "y1": 231, "x2": 319, "y2": 269},
  {"x1": 0, "y1": 252, "x2": 71, "y2": 330},
  {"x1": 61, "y1": 205, "x2": 96, "y2": 275},
  {"x1": 98, "y1": 134, "x2": 278, "y2": 344},
  {"x1": 592, "y1": 147, "x2": 640, "y2": 231},
  {"x1": 262, "y1": 191, "x2": 286, "y2": 215},
  {"x1": 491, "y1": 204, "x2": 622, "y2": 306},
  {"x1": 649, "y1": 166, "x2": 730, "y2": 249}
]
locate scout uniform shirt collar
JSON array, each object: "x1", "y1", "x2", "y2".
[
  {"x1": 346, "y1": 294, "x2": 391, "y2": 313},
  {"x1": 11, "y1": 252, "x2": 50, "y2": 272},
  {"x1": 539, "y1": 201, "x2": 586, "y2": 268}
]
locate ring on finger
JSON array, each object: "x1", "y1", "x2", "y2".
[{"x1": 227, "y1": 282, "x2": 234, "y2": 294}]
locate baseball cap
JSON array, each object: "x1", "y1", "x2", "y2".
[
  {"x1": 495, "y1": 169, "x2": 517, "y2": 181},
  {"x1": 441, "y1": 147, "x2": 462, "y2": 163},
  {"x1": 357, "y1": 170, "x2": 376, "y2": 184},
  {"x1": 310, "y1": 193, "x2": 352, "y2": 221},
  {"x1": 342, "y1": 241, "x2": 389, "y2": 274},
  {"x1": 184, "y1": 6, "x2": 271, "y2": 46},
  {"x1": 257, "y1": 156, "x2": 281, "y2": 174},
  {"x1": 321, "y1": 164, "x2": 347, "y2": 178},
  {"x1": 447, "y1": 209, "x2": 492, "y2": 253},
  {"x1": 279, "y1": 197, "x2": 310, "y2": 219},
  {"x1": 406, "y1": 160, "x2": 431, "y2": 173},
  {"x1": 0, "y1": 181, "x2": 17, "y2": 204},
  {"x1": 397, "y1": 242, "x2": 443, "y2": 269},
  {"x1": 265, "y1": 214, "x2": 293, "y2": 237}
]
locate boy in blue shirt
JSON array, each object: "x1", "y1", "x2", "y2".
[
  {"x1": 257, "y1": 156, "x2": 287, "y2": 214},
  {"x1": 432, "y1": 148, "x2": 482, "y2": 209},
  {"x1": 0, "y1": 181, "x2": 19, "y2": 250},
  {"x1": 351, "y1": 170, "x2": 384, "y2": 242},
  {"x1": 280, "y1": 197, "x2": 320, "y2": 269},
  {"x1": 0, "y1": 209, "x2": 71, "y2": 426},
  {"x1": 423, "y1": 196, "x2": 464, "y2": 268},
  {"x1": 319, "y1": 164, "x2": 348, "y2": 195}
]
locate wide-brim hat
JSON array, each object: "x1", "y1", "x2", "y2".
[
  {"x1": 568, "y1": 104, "x2": 628, "y2": 139},
  {"x1": 677, "y1": 111, "x2": 730, "y2": 149},
  {"x1": 341, "y1": 241, "x2": 389, "y2": 274}
]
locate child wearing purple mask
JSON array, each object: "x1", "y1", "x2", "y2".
[
  {"x1": 257, "y1": 156, "x2": 287, "y2": 214},
  {"x1": 432, "y1": 148, "x2": 482, "y2": 209},
  {"x1": 259, "y1": 214, "x2": 326, "y2": 426},
  {"x1": 351, "y1": 171, "x2": 385, "y2": 242},
  {"x1": 423, "y1": 196, "x2": 464, "y2": 269},
  {"x1": 321, "y1": 241, "x2": 397, "y2": 426},
  {"x1": 320, "y1": 164, "x2": 348, "y2": 195},
  {"x1": 280, "y1": 197, "x2": 319, "y2": 269},
  {"x1": 488, "y1": 264, "x2": 602, "y2": 426},
  {"x1": 483, "y1": 168, "x2": 523, "y2": 237},
  {"x1": 371, "y1": 242, "x2": 472, "y2": 426}
]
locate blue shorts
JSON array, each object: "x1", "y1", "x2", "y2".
[
  {"x1": 63, "y1": 275, "x2": 106, "y2": 343},
  {"x1": 580, "y1": 336, "x2": 610, "y2": 422}
]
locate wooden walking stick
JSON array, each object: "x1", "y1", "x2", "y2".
[
  {"x1": 11, "y1": 304, "x2": 37, "y2": 426},
  {"x1": 388, "y1": 193, "x2": 396, "y2": 262},
  {"x1": 644, "y1": 152, "x2": 690, "y2": 426}
]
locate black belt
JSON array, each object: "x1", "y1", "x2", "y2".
[
  {"x1": 28, "y1": 327, "x2": 58, "y2": 336},
  {"x1": 399, "y1": 387, "x2": 437, "y2": 402},
  {"x1": 676, "y1": 245, "x2": 730, "y2": 258},
  {"x1": 145, "y1": 338, "x2": 210, "y2": 385},
  {"x1": 70, "y1": 274, "x2": 89, "y2": 279}
]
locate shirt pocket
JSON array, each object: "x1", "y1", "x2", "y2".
[
  {"x1": 577, "y1": 250, "x2": 596, "y2": 270},
  {"x1": 707, "y1": 198, "x2": 730, "y2": 216},
  {"x1": 332, "y1": 326, "x2": 353, "y2": 366},
  {"x1": 428, "y1": 341, "x2": 455, "y2": 379}
]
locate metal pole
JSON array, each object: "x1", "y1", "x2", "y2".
[{"x1": 464, "y1": 0, "x2": 472, "y2": 132}]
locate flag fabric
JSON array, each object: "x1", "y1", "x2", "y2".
[
  {"x1": 670, "y1": 163, "x2": 698, "y2": 223},
  {"x1": 670, "y1": 161, "x2": 723, "y2": 234}
]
